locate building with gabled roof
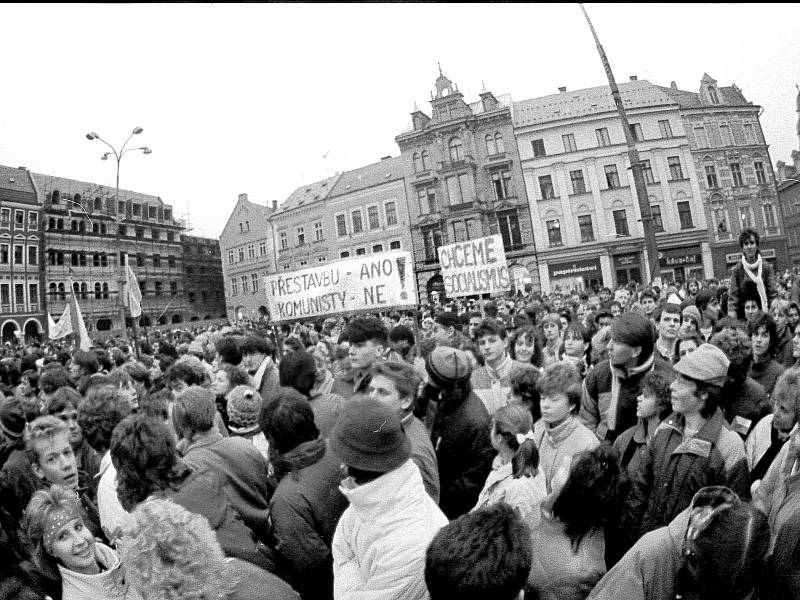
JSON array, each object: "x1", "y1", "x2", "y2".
[
  {"x1": 0, "y1": 165, "x2": 45, "y2": 342},
  {"x1": 219, "y1": 193, "x2": 275, "y2": 322}
]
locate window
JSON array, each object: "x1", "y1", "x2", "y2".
[
  {"x1": 227, "y1": 249, "x2": 234, "y2": 264},
  {"x1": 764, "y1": 203, "x2": 777, "y2": 229},
  {"x1": 705, "y1": 165, "x2": 719, "y2": 188},
  {"x1": 368, "y1": 206, "x2": 380, "y2": 229},
  {"x1": 531, "y1": 139, "x2": 546, "y2": 157},
  {"x1": 423, "y1": 228, "x2": 443, "y2": 261},
  {"x1": 132, "y1": 203, "x2": 141, "y2": 217},
  {"x1": 314, "y1": 221, "x2": 323, "y2": 241},
  {"x1": 413, "y1": 153, "x2": 423, "y2": 172},
  {"x1": 385, "y1": 201, "x2": 397, "y2": 226},
  {"x1": 390, "y1": 240, "x2": 401, "y2": 250},
  {"x1": 296, "y1": 226, "x2": 305, "y2": 245},
  {"x1": 148, "y1": 206, "x2": 157, "y2": 219},
  {"x1": 167, "y1": 231, "x2": 174, "y2": 242},
  {"x1": 641, "y1": 159, "x2": 655, "y2": 184},
  {"x1": 238, "y1": 248, "x2": 244, "y2": 262},
  {"x1": 152, "y1": 281, "x2": 162, "y2": 297},
  {"x1": 119, "y1": 252, "x2": 126, "y2": 266},
  {"x1": 629, "y1": 123, "x2": 644, "y2": 141},
  {"x1": 15, "y1": 210, "x2": 24, "y2": 227},
  {"x1": 740, "y1": 206, "x2": 754, "y2": 228},
  {"x1": 13, "y1": 245, "x2": 23, "y2": 265},
  {"x1": 231, "y1": 278, "x2": 238, "y2": 296},
  {"x1": 449, "y1": 137, "x2": 463, "y2": 162},
  {"x1": 29, "y1": 283, "x2": 38, "y2": 306},
  {"x1": 754, "y1": 161, "x2": 767, "y2": 184},
  {"x1": 546, "y1": 219, "x2": 562, "y2": 247},
  {"x1": 613, "y1": 209, "x2": 630, "y2": 236},
  {"x1": 15, "y1": 284, "x2": 24, "y2": 306},
  {"x1": 336, "y1": 214, "x2": 348, "y2": 237},
  {"x1": 259, "y1": 241, "x2": 267, "y2": 255},
  {"x1": 720, "y1": 123, "x2": 733, "y2": 147},
  {"x1": 240, "y1": 275, "x2": 248, "y2": 294},
  {"x1": 498, "y1": 211, "x2": 523, "y2": 249},
  {"x1": 451, "y1": 221, "x2": 467, "y2": 243},
  {"x1": 352, "y1": 209, "x2": 363, "y2": 234},
  {"x1": 95, "y1": 283, "x2": 102, "y2": 299},
  {"x1": 418, "y1": 186, "x2": 437, "y2": 213},
  {"x1": 744, "y1": 123, "x2": 756, "y2": 145},
  {"x1": 596, "y1": 128, "x2": 611, "y2": 147},
  {"x1": 446, "y1": 174, "x2": 472, "y2": 206},
  {"x1": 355, "y1": 248, "x2": 366, "y2": 256},
  {"x1": 317, "y1": 257, "x2": 326, "y2": 263},
  {"x1": 28, "y1": 246, "x2": 37, "y2": 265},
  {"x1": 372, "y1": 244, "x2": 383, "y2": 253},
  {"x1": 677, "y1": 201, "x2": 694, "y2": 229},
  {"x1": 135, "y1": 227, "x2": 144, "y2": 240},
  {"x1": 668, "y1": 156, "x2": 684, "y2": 180},
  {"x1": 0, "y1": 244, "x2": 7, "y2": 264},
  {"x1": 251, "y1": 273, "x2": 259, "y2": 292},
  {"x1": 651, "y1": 205, "x2": 664, "y2": 232},
  {"x1": 167, "y1": 255, "x2": 175, "y2": 268},
  {"x1": 340, "y1": 251, "x2": 350, "y2": 258},
  {"x1": 57, "y1": 282, "x2": 65, "y2": 300},
  {"x1": 246, "y1": 244, "x2": 254, "y2": 259},
  {"x1": 694, "y1": 127, "x2": 709, "y2": 149},
  {"x1": 570, "y1": 170, "x2": 586, "y2": 195},
  {"x1": 299, "y1": 260, "x2": 308, "y2": 267},
  {"x1": 562, "y1": 133, "x2": 577, "y2": 153},
  {"x1": 170, "y1": 281, "x2": 178, "y2": 296},
  {"x1": 136, "y1": 253, "x2": 144, "y2": 267},
  {"x1": 118, "y1": 200, "x2": 126, "y2": 214},
  {"x1": 730, "y1": 163, "x2": 744, "y2": 187},
  {"x1": 0, "y1": 284, "x2": 8, "y2": 305},
  {"x1": 538, "y1": 175, "x2": 556, "y2": 199},
  {"x1": 494, "y1": 134, "x2": 505, "y2": 154},
  {"x1": 578, "y1": 215, "x2": 595, "y2": 242},
  {"x1": 0, "y1": 209, "x2": 9, "y2": 226},
  {"x1": 604, "y1": 164, "x2": 621, "y2": 189},
  {"x1": 485, "y1": 134, "x2": 497, "y2": 156},
  {"x1": 658, "y1": 120, "x2": 673, "y2": 138},
  {"x1": 708, "y1": 86, "x2": 720, "y2": 104},
  {"x1": 421, "y1": 150, "x2": 431, "y2": 170},
  {"x1": 153, "y1": 254, "x2": 162, "y2": 267},
  {"x1": 492, "y1": 171, "x2": 513, "y2": 200}
]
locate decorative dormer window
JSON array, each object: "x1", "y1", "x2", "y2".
[{"x1": 709, "y1": 86, "x2": 720, "y2": 104}]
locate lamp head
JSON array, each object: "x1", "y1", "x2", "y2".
[
  {"x1": 132, "y1": 127, "x2": 143, "y2": 135},
  {"x1": 102, "y1": 153, "x2": 110, "y2": 161},
  {"x1": 86, "y1": 132, "x2": 99, "y2": 140},
  {"x1": 142, "y1": 147, "x2": 152, "y2": 155}
]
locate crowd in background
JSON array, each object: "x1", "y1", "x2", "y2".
[{"x1": 1, "y1": 226, "x2": 800, "y2": 599}]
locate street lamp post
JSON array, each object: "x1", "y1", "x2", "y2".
[{"x1": 85, "y1": 127, "x2": 151, "y2": 342}]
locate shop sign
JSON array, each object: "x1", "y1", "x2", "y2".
[
  {"x1": 725, "y1": 248, "x2": 776, "y2": 264},
  {"x1": 548, "y1": 258, "x2": 601, "y2": 279},
  {"x1": 659, "y1": 247, "x2": 701, "y2": 267},
  {"x1": 615, "y1": 253, "x2": 639, "y2": 267}
]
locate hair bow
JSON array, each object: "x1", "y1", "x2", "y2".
[{"x1": 515, "y1": 430, "x2": 535, "y2": 445}]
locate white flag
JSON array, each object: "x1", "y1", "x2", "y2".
[
  {"x1": 125, "y1": 264, "x2": 142, "y2": 318},
  {"x1": 68, "y1": 280, "x2": 92, "y2": 351},
  {"x1": 48, "y1": 305, "x2": 72, "y2": 340}
]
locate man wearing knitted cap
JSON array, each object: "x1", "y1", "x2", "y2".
[
  {"x1": 580, "y1": 311, "x2": 674, "y2": 442},
  {"x1": 619, "y1": 343, "x2": 750, "y2": 551},
  {"x1": 330, "y1": 397, "x2": 447, "y2": 600}
]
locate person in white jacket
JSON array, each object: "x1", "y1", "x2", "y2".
[
  {"x1": 330, "y1": 397, "x2": 448, "y2": 600},
  {"x1": 23, "y1": 485, "x2": 141, "y2": 600}
]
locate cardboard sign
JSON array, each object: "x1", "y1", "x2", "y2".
[
  {"x1": 438, "y1": 234, "x2": 510, "y2": 297},
  {"x1": 265, "y1": 251, "x2": 416, "y2": 321}
]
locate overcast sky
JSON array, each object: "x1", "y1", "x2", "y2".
[{"x1": 2, "y1": 3, "x2": 798, "y2": 238}]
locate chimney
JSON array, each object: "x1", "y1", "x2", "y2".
[
  {"x1": 558, "y1": 86, "x2": 567, "y2": 93},
  {"x1": 238, "y1": 193, "x2": 248, "y2": 202},
  {"x1": 381, "y1": 156, "x2": 392, "y2": 161},
  {"x1": 17, "y1": 166, "x2": 26, "y2": 170},
  {"x1": 629, "y1": 75, "x2": 638, "y2": 81},
  {"x1": 670, "y1": 81, "x2": 678, "y2": 90},
  {"x1": 271, "y1": 200, "x2": 277, "y2": 210}
]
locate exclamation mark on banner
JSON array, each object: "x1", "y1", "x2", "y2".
[{"x1": 396, "y1": 256, "x2": 408, "y2": 300}]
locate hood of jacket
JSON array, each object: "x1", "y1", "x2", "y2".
[{"x1": 339, "y1": 459, "x2": 427, "y2": 519}]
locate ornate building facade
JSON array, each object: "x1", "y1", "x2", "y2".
[
  {"x1": 0, "y1": 166, "x2": 45, "y2": 341},
  {"x1": 395, "y1": 70, "x2": 538, "y2": 303},
  {"x1": 513, "y1": 79, "x2": 709, "y2": 293},
  {"x1": 31, "y1": 172, "x2": 189, "y2": 331},
  {"x1": 660, "y1": 74, "x2": 786, "y2": 276},
  {"x1": 219, "y1": 193, "x2": 275, "y2": 322},
  {"x1": 775, "y1": 86, "x2": 800, "y2": 266}
]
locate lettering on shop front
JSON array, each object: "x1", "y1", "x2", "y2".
[
  {"x1": 264, "y1": 251, "x2": 416, "y2": 321},
  {"x1": 438, "y1": 234, "x2": 511, "y2": 297}
]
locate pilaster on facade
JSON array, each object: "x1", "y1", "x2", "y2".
[{"x1": 395, "y1": 69, "x2": 538, "y2": 303}]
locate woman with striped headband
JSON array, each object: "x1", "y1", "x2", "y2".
[{"x1": 22, "y1": 485, "x2": 141, "y2": 600}]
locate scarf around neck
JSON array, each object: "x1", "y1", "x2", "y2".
[{"x1": 742, "y1": 253, "x2": 768, "y2": 313}]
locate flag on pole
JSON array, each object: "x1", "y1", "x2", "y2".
[
  {"x1": 67, "y1": 280, "x2": 92, "y2": 351},
  {"x1": 48, "y1": 305, "x2": 72, "y2": 340},
  {"x1": 125, "y1": 263, "x2": 142, "y2": 318}
]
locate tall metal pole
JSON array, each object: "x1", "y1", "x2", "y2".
[{"x1": 579, "y1": 4, "x2": 661, "y2": 285}]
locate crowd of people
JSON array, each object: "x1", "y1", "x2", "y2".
[{"x1": 1, "y1": 226, "x2": 800, "y2": 599}]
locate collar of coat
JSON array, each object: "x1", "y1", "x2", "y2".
[
  {"x1": 658, "y1": 408, "x2": 726, "y2": 458},
  {"x1": 610, "y1": 352, "x2": 655, "y2": 380}
]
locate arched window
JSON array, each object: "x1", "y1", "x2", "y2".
[
  {"x1": 73, "y1": 193, "x2": 81, "y2": 203},
  {"x1": 51, "y1": 190, "x2": 60, "y2": 204},
  {"x1": 413, "y1": 153, "x2": 422, "y2": 173},
  {"x1": 72, "y1": 281, "x2": 79, "y2": 296},
  {"x1": 95, "y1": 283, "x2": 102, "y2": 299},
  {"x1": 421, "y1": 150, "x2": 430, "y2": 170},
  {"x1": 708, "y1": 86, "x2": 719, "y2": 104},
  {"x1": 102, "y1": 283, "x2": 109, "y2": 299},
  {"x1": 449, "y1": 137, "x2": 463, "y2": 162},
  {"x1": 80, "y1": 282, "x2": 87, "y2": 300},
  {"x1": 57, "y1": 282, "x2": 66, "y2": 300},
  {"x1": 94, "y1": 197, "x2": 102, "y2": 211},
  {"x1": 49, "y1": 282, "x2": 56, "y2": 298},
  {"x1": 78, "y1": 220, "x2": 85, "y2": 232},
  {"x1": 485, "y1": 134, "x2": 497, "y2": 156},
  {"x1": 495, "y1": 133, "x2": 505, "y2": 154}
]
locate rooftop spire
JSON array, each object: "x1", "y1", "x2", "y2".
[{"x1": 438, "y1": 62, "x2": 443, "y2": 76}]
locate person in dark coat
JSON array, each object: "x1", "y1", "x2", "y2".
[
  {"x1": 579, "y1": 312, "x2": 674, "y2": 443},
  {"x1": 727, "y1": 227, "x2": 778, "y2": 321},
  {"x1": 770, "y1": 299, "x2": 796, "y2": 368},
  {"x1": 747, "y1": 311, "x2": 785, "y2": 397},
  {"x1": 424, "y1": 347, "x2": 494, "y2": 520},
  {"x1": 620, "y1": 344, "x2": 751, "y2": 552},
  {"x1": 260, "y1": 388, "x2": 348, "y2": 600}
]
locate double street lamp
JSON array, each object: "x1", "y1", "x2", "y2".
[{"x1": 85, "y1": 127, "x2": 152, "y2": 335}]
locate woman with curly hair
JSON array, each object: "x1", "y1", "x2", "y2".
[
  {"x1": 120, "y1": 498, "x2": 298, "y2": 600},
  {"x1": 509, "y1": 327, "x2": 542, "y2": 368},
  {"x1": 109, "y1": 414, "x2": 276, "y2": 573},
  {"x1": 23, "y1": 485, "x2": 140, "y2": 600}
]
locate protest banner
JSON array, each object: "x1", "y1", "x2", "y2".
[
  {"x1": 438, "y1": 234, "x2": 511, "y2": 297},
  {"x1": 264, "y1": 250, "x2": 417, "y2": 321}
]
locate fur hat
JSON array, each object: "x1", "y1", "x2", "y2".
[
  {"x1": 225, "y1": 385, "x2": 262, "y2": 430},
  {"x1": 425, "y1": 347, "x2": 473, "y2": 389},
  {"x1": 330, "y1": 397, "x2": 411, "y2": 473}
]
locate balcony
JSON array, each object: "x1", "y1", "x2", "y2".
[{"x1": 446, "y1": 202, "x2": 474, "y2": 213}]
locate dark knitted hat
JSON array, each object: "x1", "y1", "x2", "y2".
[
  {"x1": 330, "y1": 397, "x2": 411, "y2": 473},
  {"x1": 0, "y1": 397, "x2": 26, "y2": 440},
  {"x1": 425, "y1": 347, "x2": 473, "y2": 389}
]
